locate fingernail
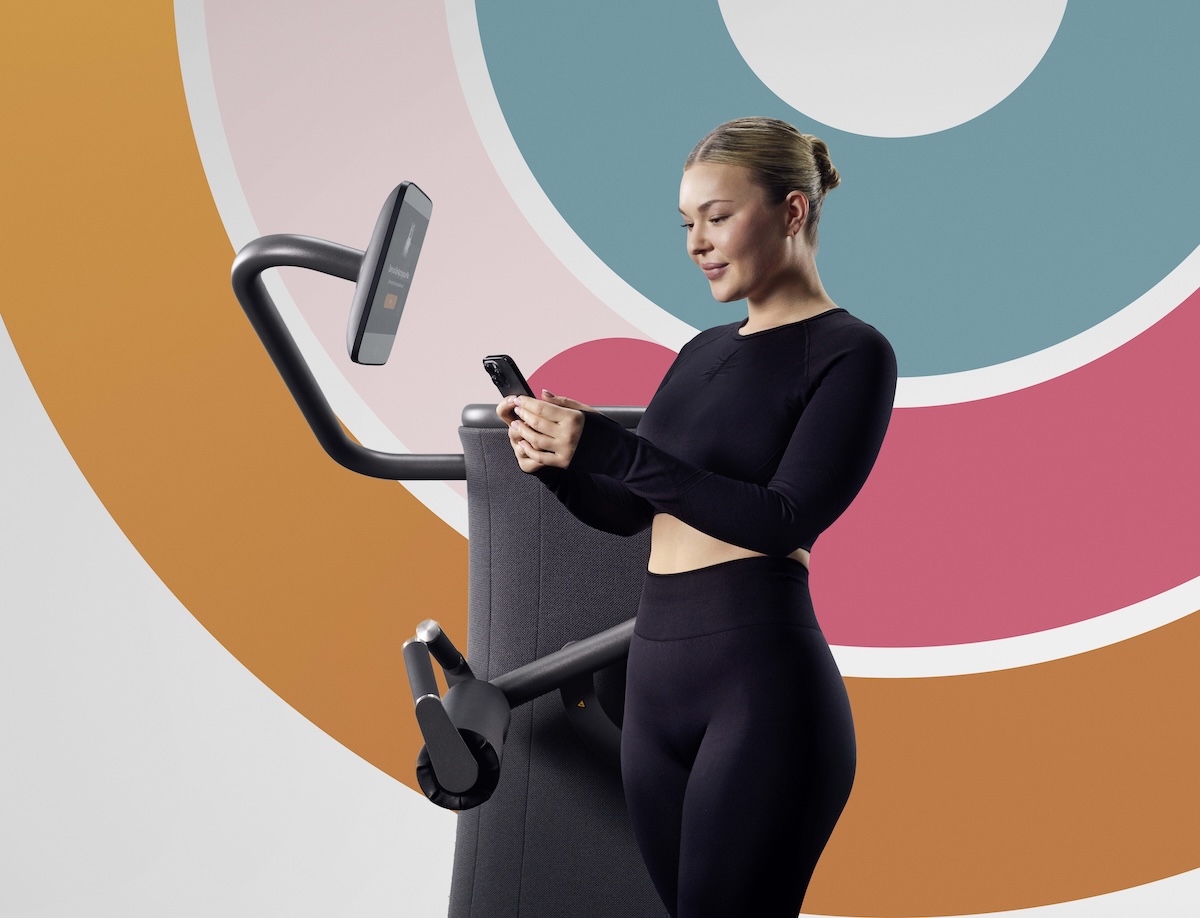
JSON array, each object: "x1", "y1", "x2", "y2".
[{"x1": 542, "y1": 389, "x2": 556, "y2": 398}]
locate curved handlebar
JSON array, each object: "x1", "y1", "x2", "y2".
[{"x1": 230, "y1": 234, "x2": 466, "y2": 480}]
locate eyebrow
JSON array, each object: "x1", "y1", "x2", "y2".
[{"x1": 678, "y1": 198, "x2": 734, "y2": 215}]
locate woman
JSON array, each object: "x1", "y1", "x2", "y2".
[{"x1": 499, "y1": 117, "x2": 897, "y2": 917}]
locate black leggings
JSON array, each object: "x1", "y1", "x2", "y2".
[{"x1": 621, "y1": 556, "x2": 856, "y2": 918}]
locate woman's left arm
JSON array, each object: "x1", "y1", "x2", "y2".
[{"x1": 515, "y1": 330, "x2": 897, "y2": 555}]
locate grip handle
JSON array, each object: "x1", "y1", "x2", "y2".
[{"x1": 402, "y1": 639, "x2": 479, "y2": 795}]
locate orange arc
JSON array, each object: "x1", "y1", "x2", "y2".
[
  {"x1": 0, "y1": 0, "x2": 467, "y2": 784},
  {"x1": 808, "y1": 608, "x2": 1200, "y2": 915}
]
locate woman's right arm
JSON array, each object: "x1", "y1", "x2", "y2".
[
  {"x1": 531, "y1": 466, "x2": 655, "y2": 537},
  {"x1": 498, "y1": 393, "x2": 654, "y2": 537}
]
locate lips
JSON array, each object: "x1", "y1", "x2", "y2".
[{"x1": 701, "y1": 262, "x2": 728, "y2": 280}]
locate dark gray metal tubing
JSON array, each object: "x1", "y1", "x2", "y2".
[
  {"x1": 493, "y1": 617, "x2": 635, "y2": 709},
  {"x1": 231, "y1": 234, "x2": 466, "y2": 480}
]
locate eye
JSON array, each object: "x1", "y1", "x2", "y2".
[
  {"x1": 709, "y1": 215, "x2": 728, "y2": 225},
  {"x1": 680, "y1": 222, "x2": 693, "y2": 230}
]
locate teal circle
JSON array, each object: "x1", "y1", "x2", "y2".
[{"x1": 477, "y1": 2, "x2": 1200, "y2": 375}]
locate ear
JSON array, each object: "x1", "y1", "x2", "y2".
[{"x1": 783, "y1": 190, "x2": 808, "y2": 237}]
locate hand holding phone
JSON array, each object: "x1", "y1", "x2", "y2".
[{"x1": 485, "y1": 354, "x2": 550, "y2": 472}]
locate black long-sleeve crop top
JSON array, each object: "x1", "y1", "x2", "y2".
[{"x1": 534, "y1": 308, "x2": 897, "y2": 555}]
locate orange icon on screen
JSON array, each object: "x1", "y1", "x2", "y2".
[{"x1": 384, "y1": 293, "x2": 398, "y2": 310}]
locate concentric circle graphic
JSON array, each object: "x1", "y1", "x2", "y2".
[
  {"x1": 4, "y1": 0, "x2": 1199, "y2": 915},
  {"x1": 475, "y1": 1, "x2": 1200, "y2": 377}
]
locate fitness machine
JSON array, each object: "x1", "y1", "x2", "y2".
[{"x1": 230, "y1": 184, "x2": 665, "y2": 916}]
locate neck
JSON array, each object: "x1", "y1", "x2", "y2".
[{"x1": 743, "y1": 262, "x2": 836, "y2": 333}]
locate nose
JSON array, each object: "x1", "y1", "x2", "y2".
[{"x1": 688, "y1": 224, "x2": 711, "y2": 257}]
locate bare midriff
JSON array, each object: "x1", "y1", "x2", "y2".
[{"x1": 647, "y1": 513, "x2": 810, "y2": 574}]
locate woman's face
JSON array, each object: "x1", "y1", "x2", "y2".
[{"x1": 678, "y1": 162, "x2": 801, "y2": 306}]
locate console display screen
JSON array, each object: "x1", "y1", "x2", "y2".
[{"x1": 349, "y1": 183, "x2": 432, "y2": 365}]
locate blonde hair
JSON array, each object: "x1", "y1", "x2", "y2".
[{"x1": 685, "y1": 117, "x2": 840, "y2": 244}]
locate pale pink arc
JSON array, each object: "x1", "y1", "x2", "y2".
[{"x1": 204, "y1": 0, "x2": 651, "y2": 459}]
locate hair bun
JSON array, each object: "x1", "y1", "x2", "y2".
[{"x1": 807, "y1": 135, "x2": 841, "y2": 192}]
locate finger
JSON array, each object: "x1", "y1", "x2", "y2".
[
  {"x1": 497, "y1": 399, "x2": 518, "y2": 424},
  {"x1": 515, "y1": 441, "x2": 546, "y2": 473},
  {"x1": 542, "y1": 391, "x2": 595, "y2": 412},
  {"x1": 511, "y1": 406, "x2": 546, "y2": 439},
  {"x1": 513, "y1": 398, "x2": 568, "y2": 434},
  {"x1": 520, "y1": 436, "x2": 562, "y2": 471},
  {"x1": 512, "y1": 419, "x2": 558, "y2": 454},
  {"x1": 515, "y1": 394, "x2": 573, "y2": 423},
  {"x1": 508, "y1": 396, "x2": 536, "y2": 427},
  {"x1": 513, "y1": 435, "x2": 552, "y2": 471}
]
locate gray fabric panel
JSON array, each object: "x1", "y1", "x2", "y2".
[{"x1": 448, "y1": 426, "x2": 665, "y2": 918}]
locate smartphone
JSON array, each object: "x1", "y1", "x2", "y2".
[
  {"x1": 483, "y1": 354, "x2": 534, "y2": 399},
  {"x1": 347, "y1": 181, "x2": 433, "y2": 365}
]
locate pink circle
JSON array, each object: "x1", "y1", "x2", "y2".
[{"x1": 529, "y1": 338, "x2": 677, "y2": 405}]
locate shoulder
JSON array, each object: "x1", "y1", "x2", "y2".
[
  {"x1": 814, "y1": 308, "x2": 889, "y2": 344},
  {"x1": 815, "y1": 310, "x2": 896, "y2": 366},
  {"x1": 804, "y1": 310, "x2": 898, "y2": 406}
]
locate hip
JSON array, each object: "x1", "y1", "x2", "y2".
[{"x1": 635, "y1": 554, "x2": 820, "y2": 641}]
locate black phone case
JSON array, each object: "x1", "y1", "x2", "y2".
[{"x1": 483, "y1": 355, "x2": 534, "y2": 398}]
